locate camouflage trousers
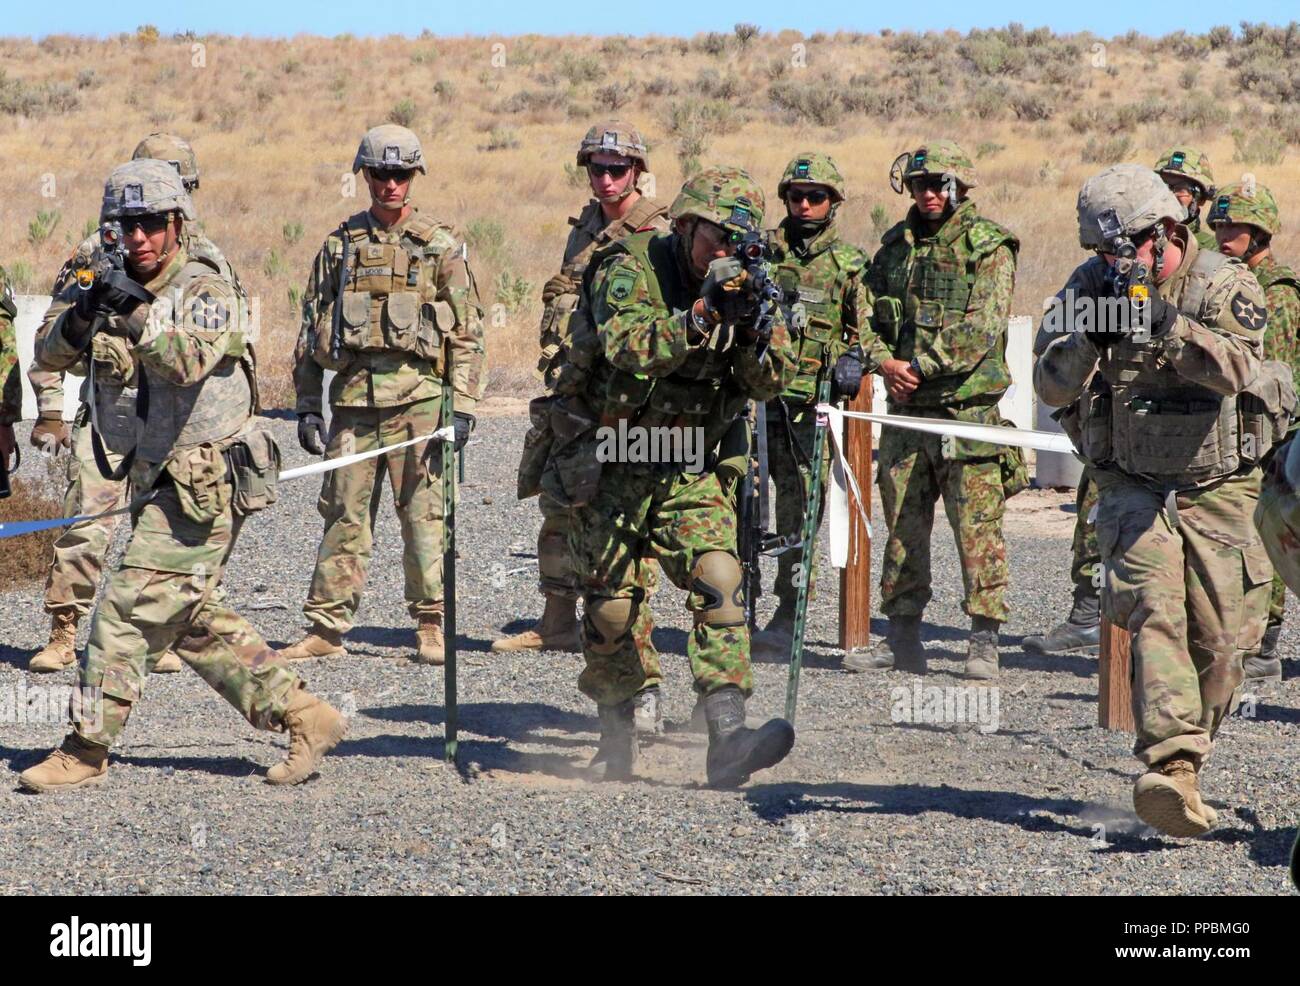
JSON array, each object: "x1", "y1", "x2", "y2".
[
  {"x1": 877, "y1": 421, "x2": 1010, "y2": 622},
  {"x1": 43, "y1": 422, "x2": 128, "y2": 619},
  {"x1": 1094, "y1": 469, "x2": 1270, "y2": 766},
  {"x1": 767, "y1": 401, "x2": 831, "y2": 614},
  {"x1": 1072, "y1": 470, "x2": 1100, "y2": 596},
  {"x1": 537, "y1": 492, "x2": 580, "y2": 599},
  {"x1": 570, "y1": 466, "x2": 749, "y2": 706},
  {"x1": 304, "y1": 397, "x2": 446, "y2": 634},
  {"x1": 75, "y1": 484, "x2": 300, "y2": 749}
]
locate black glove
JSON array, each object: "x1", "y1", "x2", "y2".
[
  {"x1": 97, "y1": 269, "x2": 152, "y2": 317},
  {"x1": 297, "y1": 413, "x2": 327, "y2": 455},
  {"x1": 1140, "y1": 292, "x2": 1178, "y2": 340},
  {"x1": 453, "y1": 411, "x2": 475, "y2": 452},
  {"x1": 831, "y1": 345, "x2": 865, "y2": 401},
  {"x1": 701, "y1": 257, "x2": 747, "y2": 320}
]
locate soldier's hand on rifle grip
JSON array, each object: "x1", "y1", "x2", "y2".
[
  {"x1": 453, "y1": 411, "x2": 475, "y2": 452},
  {"x1": 297, "y1": 412, "x2": 328, "y2": 456},
  {"x1": 831, "y1": 345, "x2": 866, "y2": 401}
]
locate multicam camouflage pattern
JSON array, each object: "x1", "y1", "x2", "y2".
[
  {"x1": 898, "y1": 139, "x2": 979, "y2": 189},
  {"x1": 877, "y1": 404, "x2": 1012, "y2": 621},
  {"x1": 1095, "y1": 469, "x2": 1268, "y2": 766},
  {"x1": 302, "y1": 397, "x2": 449, "y2": 635},
  {"x1": 569, "y1": 200, "x2": 796, "y2": 704},
  {"x1": 1208, "y1": 181, "x2": 1281, "y2": 237},
  {"x1": 132, "y1": 132, "x2": 200, "y2": 188},
  {"x1": 576, "y1": 120, "x2": 649, "y2": 170},
  {"x1": 101, "y1": 158, "x2": 195, "y2": 222},
  {"x1": 352, "y1": 124, "x2": 426, "y2": 174},
  {"x1": 570, "y1": 467, "x2": 750, "y2": 704},
  {"x1": 777, "y1": 151, "x2": 847, "y2": 201},
  {"x1": 75, "y1": 488, "x2": 300, "y2": 748},
  {"x1": 293, "y1": 208, "x2": 486, "y2": 415},
  {"x1": 668, "y1": 166, "x2": 766, "y2": 232},
  {"x1": 0, "y1": 267, "x2": 17, "y2": 426},
  {"x1": 1071, "y1": 471, "x2": 1100, "y2": 594}
]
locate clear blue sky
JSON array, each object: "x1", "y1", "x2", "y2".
[{"x1": 4, "y1": 0, "x2": 1289, "y2": 38}]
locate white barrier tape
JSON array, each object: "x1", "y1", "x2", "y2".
[
  {"x1": 0, "y1": 426, "x2": 454, "y2": 539},
  {"x1": 819, "y1": 405, "x2": 870, "y2": 569}
]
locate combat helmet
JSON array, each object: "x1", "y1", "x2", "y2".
[
  {"x1": 1153, "y1": 147, "x2": 1216, "y2": 199},
  {"x1": 1076, "y1": 164, "x2": 1183, "y2": 251},
  {"x1": 576, "y1": 120, "x2": 649, "y2": 170},
  {"x1": 669, "y1": 166, "x2": 765, "y2": 234},
  {"x1": 889, "y1": 139, "x2": 978, "y2": 194},
  {"x1": 1207, "y1": 181, "x2": 1281, "y2": 237},
  {"x1": 132, "y1": 132, "x2": 199, "y2": 190},
  {"x1": 101, "y1": 158, "x2": 196, "y2": 223},
  {"x1": 352, "y1": 124, "x2": 427, "y2": 175},
  {"x1": 777, "y1": 152, "x2": 846, "y2": 201}
]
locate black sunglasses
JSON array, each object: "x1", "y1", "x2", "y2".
[
  {"x1": 120, "y1": 214, "x2": 171, "y2": 236},
  {"x1": 368, "y1": 167, "x2": 415, "y2": 183},
  {"x1": 588, "y1": 162, "x2": 632, "y2": 179},
  {"x1": 787, "y1": 189, "x2": 830, "y2": 205},
  {"x1": 910, "y1": 175, "x2": 950, "y2": 194}
]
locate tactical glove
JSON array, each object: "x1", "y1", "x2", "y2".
[
  {"x1": 831, "y1": 345, "x2": 866, "y2": 401},
  {"x1": 30, "y1": 413, "x2": 71, "y2": 453},
  {"x1": 701, "y1": 257, "x2": 747, "y2": 321},
  {"x1": 541, "y1": 274, "x2": 578, "y2": 306},
  {"x1": 297, "y1": 412, "x2": 328, "y2": 456},
  {"x1": 453, "y1": 411, "x2": 475, "y2": 452}
]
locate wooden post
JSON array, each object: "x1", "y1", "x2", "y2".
[
  {"x1": 1098, "y1": 617, "x2": 1134, "y2": 731},
  {"x1": 839, "y1": 382, "x2": 873, "y2": 653}
]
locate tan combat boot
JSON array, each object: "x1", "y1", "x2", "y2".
[
  {"x1": 414, "y1": 612, "x2": 445, "y2": 665},
  {"x1": 278, "y1": 627, "x2": 346, "y2": 662},
  {"x1": 29, "y1": 612, "x2": 78, "y2": 673},
  {"x1": 153, "y1": 651, "x2": 183, "y2": 673},
  {"x1": 490, "y1": 594, "x2": 581, "y2": 653},
  {"x1": 1133, "y1": 756, "x2": 1215, "y2": 838},
  {"x1": 265, "y1": 689, "x2": 347, "y2": 785},
  {"x1": 18, "y1": 734, "x2": 109, "y2": 792}
]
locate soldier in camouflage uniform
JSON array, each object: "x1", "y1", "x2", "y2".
[
  {"x1": 564, "y1": 166, "x2": 797, "y2": 786},
  {"x1": 19, "y1": 160, "x2": 345, "y2": 792},
  {"x1": 845, "y1": 140, "x2": 1023, "y2": 680},
  {"x1": 27, "y1": 133, "x2": 235, "y2": 676},
  {"x1": 496, "y1": 121, "x2": 671, "y2": 734},
  {"x1": 1208, "y1": 180, "x2": 1300, "y2": 686},
  {"x1": 0, "y1": 267, "x2": 17, "y2": 463},
  {"x1": 751, "y1": 152, "x2": 881, "y2": 656},
  {"x1": 285, "y1": 125, "x2": 487, "y2": 665},
  {"x1": 1036, "y1": 164, "x2": 1285, "y2": 838},
  {"x1": 1155, "y1": 148, "x2": 1218, "y2": 254}
]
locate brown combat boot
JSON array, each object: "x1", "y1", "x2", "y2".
[
  {"x1": 278, "y1": 627, "x2": 346, "y2": 662},
  {"x1": 19, "y1": 734, "x2": 109, "y2": 793},
  {"x1": 414, "y1": 612, "x2": 445, "y2": 665},
  {"x1": 490, "y1": 594, "x2": 581, "y2": 653},
  {"x1": 29, "y1": 612, "x2": 78, "y2": 673},
  {"x1": 153, "y1": 651, "x2": 183, "y2": 673},
  {"x1": 265, "y1": 688, "x2": 347, "y2": 785},
  {"x1": 1133, "y1": 756, "x2": 1215, "y2": 838}
]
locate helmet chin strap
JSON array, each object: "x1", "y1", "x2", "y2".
[{"x1": 1152, "y1": 225, "x2": 1169, "y2": 279}]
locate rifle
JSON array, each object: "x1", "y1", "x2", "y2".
[
  {"x1": 731, "y1": 231, "x2": 788, "y2": 359},
  {"x1": 330, "y1": 222, "x2": 351, "y2": 364},
  {"x1": 784, "y1": 377, "x2": 833, "y2": 725},
  {"x1": 441, "y1": 337, "x2": 459, "y2": 764}
]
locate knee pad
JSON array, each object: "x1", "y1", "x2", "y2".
[
  {"x1": 538, "y1": 531, "x2": 571, "y2": 582},
  {"x1": 584, "y1": 595, "x2": 638, "y2": 656},
  {"x1": 690, "y1": 551, "x2": 745, "y2": 628}
]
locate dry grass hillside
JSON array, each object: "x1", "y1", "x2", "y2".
[{"x1": 2, "y1": 23, "x2": 1300, "y2": 407}]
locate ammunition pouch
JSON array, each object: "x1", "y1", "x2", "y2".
[
  {"x1": 715, "y1": 414, "x2": 751, "y2": 488},
  {"x1": 225, "y1": 425, "x2": 281, "y2": 516},
  {"x1": 540, "y1": 395, "x2": 604, "y2": 508},
  {"x1": 517, "y1": 395, "x2": 555, "y2": 500},
  {"x1": 167, "y1": 442, "x2": 233, "y2": 524}
]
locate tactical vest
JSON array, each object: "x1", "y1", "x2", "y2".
[
  {"x1": 137, "y1": 256, "x2": 255, "y2": 466},
  {"x1": 1079, "y1": 249, "x2": 1294, "y2": 486},
  {"x1": 537, "y1": 198, "x2": 669, "y2": 379},
  {"x1": 312, "y1": 212, "x2": 452, "y2": 370},
  {"x1": 871, "y1": 202, "x2": 1018, "y2": 406},
  {"x1": 771, "y1": 225, "x2": 866, "y2": 404}
]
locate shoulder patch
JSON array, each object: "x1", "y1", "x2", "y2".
[
  {"x1": 606, "y1": 267, "x2": 639, "y2": 303},
  {"x1": 1230, "y1": 292, "x2": 1268, "y2": 331}
]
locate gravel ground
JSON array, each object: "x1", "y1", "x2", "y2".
[{"x1": 1, "y1": 405, "x2": 1296, "y2": 896}]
